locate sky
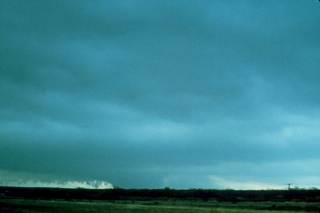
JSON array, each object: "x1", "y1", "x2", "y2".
[{"x1": 1, "y1": 0, "x2": 320, "y2": 189}]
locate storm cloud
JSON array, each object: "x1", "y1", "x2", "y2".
[{"x1": 1, "y1": 0, "x2": 320, "y2": 189}]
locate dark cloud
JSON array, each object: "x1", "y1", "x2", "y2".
[{"x1": 1, "y1": 0, "x2": 320, "y2": 189}]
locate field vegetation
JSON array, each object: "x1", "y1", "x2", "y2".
[
  {"x1": 1, "y1": 187, "x2": 320, "y2": 212},
  {"x1": 0, "y1": 199, "x2": 308, "y2": 213}
]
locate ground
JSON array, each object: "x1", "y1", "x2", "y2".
[{"x1": 0, "y1": 199, "x2": 310, "y2": 213}]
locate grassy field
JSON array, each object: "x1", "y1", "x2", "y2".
[{"x1": 0, "y1": 199, "x2": 310, "y2": 213}]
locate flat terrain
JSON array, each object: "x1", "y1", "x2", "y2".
[
  {"x1": 1, "y1": 187, "x2": 320, "y2": 212},
  {"x1": 0, "y1": 199, "x2": 311, "y2": 213}
]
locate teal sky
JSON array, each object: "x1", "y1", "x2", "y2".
[{"x1": 1, "y1": 0, "x2": 320, "y2": 189}]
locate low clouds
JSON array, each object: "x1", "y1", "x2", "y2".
[
  {"x1": 1, "y1": 179, "x2": 113, "y2": 189},
  {"x1": 1, "y1": 0, "x2": 320, "y2": 189},
  {"x1": 0, "y1": 169, "x2": 113, "y2": 189}
]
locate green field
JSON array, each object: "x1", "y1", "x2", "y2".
[{"x1": 0, "y1": 199, "x2": 310, "y2": 213}]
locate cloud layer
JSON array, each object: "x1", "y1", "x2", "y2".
[{"x1": 1, "y1": 0, "x2": 320, "y2": 189}]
